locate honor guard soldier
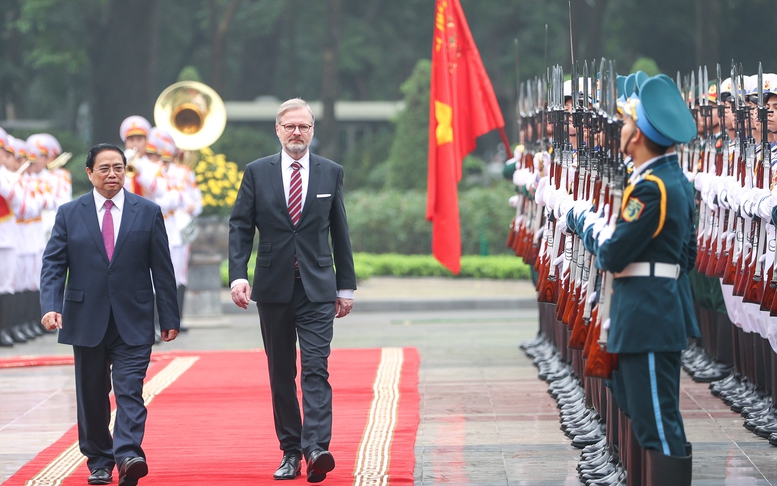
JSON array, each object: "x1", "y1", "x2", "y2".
[
  {"x1": 0, "y1": 128, "x2": 23, "y2": 346},
  {"x1": 564, "y1": 75, "x2": 698, "y2": 485},
  {"x1": 119, "y1": 116, "x2": 167, "y2": 200}
]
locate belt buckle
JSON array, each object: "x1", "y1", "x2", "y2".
[{"x1": 294, "y1": 268, "x2": 301, "y2": 279}]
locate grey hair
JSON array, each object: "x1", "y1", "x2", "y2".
[{"x1": 275, "y1": 98, "x2": 315, "y2": 125}]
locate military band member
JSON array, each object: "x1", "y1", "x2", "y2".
[
  {"x1": 0, "y1": 128, "x2": 23, "y2": 346},
  {"x1": 120, "y1": 116, "x2": 167, "y2": 200}
]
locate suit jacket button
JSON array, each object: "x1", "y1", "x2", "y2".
[
  {"x1": 293, "y1": 231, "x2": 297, "y2": 235},
  {"x1": 108, "y1": 269, "x2": 113, "y2": 275}
]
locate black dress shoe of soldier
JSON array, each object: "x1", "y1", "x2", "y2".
[
  {"x1": 578, "y1": 451, "x2": 610, "y2": 473},
  {"x1": 10, "y1": 325, "x2": 27, "y2": 343},
  {"x1": 768, "y1": 432, "x2": 777, "y2": 446},
  {"x1": 306, "y1": 449, "x2": 335, "y2": 483},
  {"x1": 692, "y1": 366, "x2": 731, "y2": 383},
  {"x1": 745, "y1": 414, "x2": 775, "y2": 431},
  {"x1": 27, "y1": 321, "x2": 43, "y2": 337},
  {"x1": 572, "y1": 429, "x2": 605, "y2": 449},
  {"x1": 273, "y1": 453, "x2": 301, "y2": 480},
  {"x1": 0, "y1": 330, "x2": 13, "y2": 346},
  {"x1": 755, "y1": 422, "x2": 777, "y2": 439},
  {"x1": 581, "y1": 461, "x2": 616, "y2": 482},
  {"x1": 87, "y1": 468, "x2": 113, "y2": 485},
  {"x1": 732, "y1": 396, "x2": 762, "y2": 414}
]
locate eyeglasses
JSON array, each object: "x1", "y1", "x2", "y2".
[
  {"x1": 93, "y1": 164, "x2": 126, "y2": 175},
  {"x1": 280, "y1": 123, "x2": 313, "y2": 133}
]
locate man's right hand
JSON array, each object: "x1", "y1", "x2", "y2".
[
  {"x1": 231, "y1": 283, "x2": 252, "y2": 309},
  {"x1": 42, "y1": 312, "x2": 62, "y2": 331}
]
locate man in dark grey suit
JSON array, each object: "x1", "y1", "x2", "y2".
[
  {"x1": 228, "y1": 98, "x2": 356, "y2": 483},
  {"x1": 40, "y1": 143, "x2": 180, "y2": 486}
]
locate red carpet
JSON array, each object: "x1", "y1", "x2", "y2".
[{"x1": 2, "y1": 348, "x2": 419, "y2": 485}]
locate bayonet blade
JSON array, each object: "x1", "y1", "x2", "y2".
[{"x1": 758, "y1": 62, "x2": 764, "y2": 108}]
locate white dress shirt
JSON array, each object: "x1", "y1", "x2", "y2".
[
  {"x1": 93, "y1": 188, "x2": 124, "y2": 246},
  {"x1": 281, "y1": 150, "x2": 310, "y2": 209}
]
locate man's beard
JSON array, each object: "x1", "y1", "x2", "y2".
[{"x1": 284, "y1": 139, "x2": 308, "y2": 156}]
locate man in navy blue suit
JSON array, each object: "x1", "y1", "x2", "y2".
[{"x1": 40, "y1": 143, "x2": 180, "y2": 486}]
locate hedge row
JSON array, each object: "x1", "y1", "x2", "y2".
[
  {"x1": 343, "y1": 185, "x2": 516, "y2": 256},
  {"x1": 220, "y1": 252, "x2": 530, "y2": 287}
]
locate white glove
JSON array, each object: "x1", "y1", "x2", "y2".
[
  {"x1": 572, "y1": 199, "x2": 594, "y2": 219},
  {"x1": 557, "y1": 215, "x2": 571, "y2": 235},
  {"x1": 544, "y1": 186, "x2": 561, "y2": 213},
  {"x1": 535, "y1": 176, "x2": 549, "y2": 207},
  {"x1": 557, "y1": 194, "x2": 577, "y2": 221},
  {"x1": 597, "y1": 223, "x2": 615, "y2": 246},
  {"x1": 754, "y1": 192, "x2": 772, "y2": 221},
  {"x1": 694, "y1": 171, "x2": 708, "y2": 193},
  {"x1": 508, "y1": 195, "x2": 519, "y2": 208}
]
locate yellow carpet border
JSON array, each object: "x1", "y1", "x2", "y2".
[
  {"x1": 353, "y1": 347, "x2": 404, "y2": 486},
  {"x1": 24, "y1": 356, "x2": 199, "y2": 486}
]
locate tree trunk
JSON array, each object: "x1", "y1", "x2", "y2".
[
  {"x1": 318, "y1": 0, "x2": 343, "y2": 161},
  {"x1": 210, "y1": 0, "x2": 243, "y2": 93},
  {"x1": 236, "y1": 24, "x2": 282, "y2": 100},
  {"x1": 695, "y1": 0, "x2": 719, "y2": 70},
  {"x1": 571, "y1": 0, "x2": 609, "y2": 61},
  {"x1": 90, "y1": 0, "x2": 160, "y2": 145}
]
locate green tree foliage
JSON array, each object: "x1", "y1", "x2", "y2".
[
  {"x1": 630, "y1": 58, "x2": 661, "y2": 77},
  {"x1": 210, "y1": 125, "x2": 279, "y2": 170},
  {"x1": 383, "y1": 59, "x2": 430, "y2": 191}
]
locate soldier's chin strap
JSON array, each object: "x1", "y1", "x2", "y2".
[{"x1": 622, "y1": 127, "x2": 638, "y2": 160}]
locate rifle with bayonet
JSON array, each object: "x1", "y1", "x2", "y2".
[
  {"x1": 712, "y1": 63, "x2": 734, "y2": 278},
  {"x1": 744, "y1": 63, "x2": 769, "y2": 304},
  {"x1": 583, "y1": 59, "x2": 619, "y2": 379}
]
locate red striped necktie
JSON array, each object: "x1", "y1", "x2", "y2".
[{"x1": 288, "y1": 162, "x2": 302, "y2": 225}]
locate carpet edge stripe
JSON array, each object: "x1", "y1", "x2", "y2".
[
  {"x1": 352, "y1": 347, "x2": 403, "y2": 486},
  {"x1": 22, "y1": 356, "x2": 199, "y2": 486}
]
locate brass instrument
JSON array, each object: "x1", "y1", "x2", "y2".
[
  {"x1": 153, "y1": 81, "x2": 226, "y2": 154},
  {"x1": 154, "y1": 81, "x2": 226, "y2": 243},
  {"x1": 125, "y1": 148, "x2": 142, "y2": 175},
  {"x1": 1, "y1": 161, "x2": 31, "y2": 186},
  {"x1": 47, "y1": 152, "x2": 72, "y2": 170}
]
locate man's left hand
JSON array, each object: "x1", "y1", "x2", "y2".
[
  {"x1": 335, "y1": 298, "x2": 353, "y2": 318},
  {"x1": 161, "y1": 329, "x2": 179, "y2": 342}
]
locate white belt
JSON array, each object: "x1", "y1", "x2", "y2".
[{"x1": 613, "y1": 262, "x2": 680, "y2": 280}]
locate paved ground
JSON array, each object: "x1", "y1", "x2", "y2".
[{"x1": 1, "y1": 277, "x2": 776, "y2": 485}]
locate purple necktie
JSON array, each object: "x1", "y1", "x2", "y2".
[{"x1": 102, "y1": 199, "x2": 115, "y2": 261}]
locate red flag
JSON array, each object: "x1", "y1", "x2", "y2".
[{"x1": 427, "y1": 0, "x2": 505, "y2": 274}]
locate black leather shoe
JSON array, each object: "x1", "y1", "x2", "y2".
[
  {"x1": 274, "y1": 453, "x2": 301, "y2": 480},
  {"x1": 10, "y1": 325, "x2": 27, "y2": 343},
  {"x1": 118, "y1": 457, "x2": 147, "y2": 486},
  {"x1": 88, "y1": 468, "x2": 113, "y2": 485},
  {"x1": 0, "y1": 330, "x2": 13, "y2": 346},
  {"x1": 307, "y1": 450, "x2": 335, "y2": 483}
]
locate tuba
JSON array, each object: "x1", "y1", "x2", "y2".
[
  {"x1": 154, "y1": 80, "x2": 226, "y2": 155},
  {"x1": 154, "y1": 81, "x2": 226, "y2": 244}
]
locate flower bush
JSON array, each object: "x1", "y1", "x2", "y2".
[{"x1": 195, "y1": 147, "x2": 243, "y2": 217}]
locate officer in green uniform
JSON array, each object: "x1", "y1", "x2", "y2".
[{"x1": 567, "y1": 75, "x2": 697, "y2": 485}]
